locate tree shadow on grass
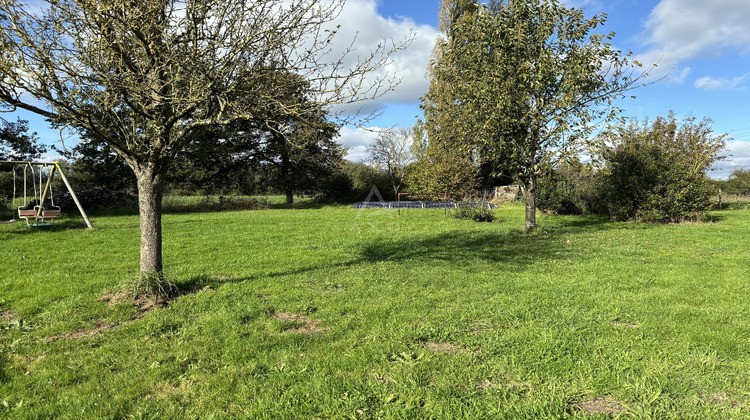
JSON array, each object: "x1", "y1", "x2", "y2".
[
  {"x1": 358, "y1": 229, "x2": 559, "y2": 268},
  {"x1": 1, "y1": 219, "x2": 92, "y2": 234},
  {"x1": 357, "y1": 215, "x2": 627, "y2": 267},
  {"x1": 173, "y1": 216, "x2": 625, "y2": 292}
]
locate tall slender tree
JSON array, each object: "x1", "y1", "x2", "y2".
[
  {"x1": 424, "y1": 0, "x2": 651, "y2": 230},
  {"x1": 0, "y1": 0, "x2": 407, "y2": 290}
]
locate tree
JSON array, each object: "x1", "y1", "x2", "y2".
[
  {"x1": 406, "y1": 146, "x2": 478, "y2": 200},
  {"x1": 422, "y1": 0, "x2": 515, "y2": 197},
  {"x1": 366, "y1": 127, "x2": 414, "y2": 197},
  {"x1": 0, "y1": 117, "x2": 45, "y2": 161},
  {"x1": 423, "y1": 0, "x2": 650, "y2": 230},
  {"x1": 410, "y1": 119, "x2": 429, "y2": 162},
  {"x1": 0, "y1": 0, "x2": 407, "y2": 288},
  {"x1": 265, "y1": 125, "x2": 344, "y2": 205},
  {"x1": 535, "y1": 158, "x2": 604, "y2": 216},
  {"x1": 252, "y1": 71, "x2": 343, "y2": 204},
  {"x1": 601, "y1": 113, "x2": 728, "y2": 222},
  {"x1": 0, "y1": 117, "x2": 46, "y2": 218},
  {"x1": 724, "y1": 169, "x2": 750, "y2": 196},
  {"x1": 55, "y1": 138, "x2": 136, "y2": 192},
  {"x1": 333, "y1": 160, "x2": 393, "y2": 202},
  {"x1": 58, "y1": 72, "x2": 343, "y2": 199}
]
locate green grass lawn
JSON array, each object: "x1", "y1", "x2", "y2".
[{"x1": 1, "y1": 203, "x2": 750, "y2": 418}]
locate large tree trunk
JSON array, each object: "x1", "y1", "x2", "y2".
[
  {"x1": 135, "y1": 163, "x2": 165, "y2": 275},
  {"x1": 524, "y1": 178, "x2": 537, "y2": 231},
  {"x1": 285, "y1": 188, "x2": 294, "y2": 205}
]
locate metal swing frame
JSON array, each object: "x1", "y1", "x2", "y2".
[{"x1": 0, "y1": 160, "x2": 93, "y2": 229}]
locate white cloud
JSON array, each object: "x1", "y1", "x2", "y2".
[
  {"x1": 694, "y1": 73, "x2": 750, "y2": 91},
  {"x1": 637, "y1": 0, "x2": 750, "y2": 83},
  {"x1": 710, "y1": 140, "x2": 750, "y2": 179},
  {"x1": 318, "y1": 0, "x2": 437, "y2": 117},
  {"x1": 336, "y1": 126, "x2": 382, "y2": 161}
]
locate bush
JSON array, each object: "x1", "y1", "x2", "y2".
[
  {"x1": 452, "y1": 204, "x2": 497, "y2": 222},
  {"x1": 537, "y1": 161, "x2": 604, "y2": 215},
  {"x1": 600, "y1": 113, "x2": 727, "y2": 223},
  {"x1": 318, "y1": 172, "x2": 354, "y2": 203}
]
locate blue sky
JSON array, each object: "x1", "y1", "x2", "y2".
[{"x1": 7, "y1": 0, "x2": 750, "y2": 178}]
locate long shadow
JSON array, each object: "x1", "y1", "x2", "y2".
[
  {"x1": 1, "y1": 219, "x2": 92, "y2": 235},
  {"x1": 538, "y1": 214, "x2": 614, "y2": 232},
  {"x1": 175, "y1": 217, "x2": 627, "y2": 292},
  {"x1": 171, "y1": 234, "x2": 570, "y2": 294},
  {"x1": 358, "y1": 229, "x2": 564, "y2": 268}
]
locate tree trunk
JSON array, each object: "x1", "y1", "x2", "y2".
[
  {"x1": 285, "y1": 188, "x2": 294, "y2": 205},
  {"x1": 135, "y1": 163, "x2": 165, "y2": 275},
  {"x1": 281, "y1": 141, "x2": 293, "y2": 205},
  {"x1": 524, "y1": 178, "x2": 537, "y2": 231}
]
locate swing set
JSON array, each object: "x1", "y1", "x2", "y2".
[{"x1": 1, "y1": 161, "x2": 93, "y2": 229}]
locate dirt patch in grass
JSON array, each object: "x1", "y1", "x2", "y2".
[
  {"x1": 45, "y1": 321, "x2": 118, "y2": 343},
  {"x1": 148, "y1": 380, "x2": 195, "y2": 400},
  {"x1": 702, "y1": 392, "x2": 746, "y2": 409},
  {"x1": 475, "y1": 379, "x2": 530, "y2": 391},
  {"x1": 573, "y1": 396, "x2": 628, "y2": 416},
  {"x1": 0, "y1": 310, "x2": 17, "y2": 324},
  {"x1": 611, "y1": 320, "x2": 640, "y2": 328},
  {"x1": 99, "y1": 288, "x2": 169, "y2": 319},
  {"x1": 422, "y1": 341, "x2": 468, "y2": 355},
  {"x1": 271, "y1": 312, "x2": 324, "y2": 335},
  {"x1": 471, "y1": 321, "x2": 491, "y2": 333},
  {"x1": 45, "y1": 288, "x2": 170, "y2": 342},
  {"x1": 45, "y1": 283, "x2": 214, "y2": 343}
]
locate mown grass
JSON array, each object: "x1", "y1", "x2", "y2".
[{"x1": 1, "y1": 202, "x2": 750, "y2": 418}]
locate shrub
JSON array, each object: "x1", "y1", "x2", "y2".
[
  {"x1": 537, "y1": 161, "x2": 604, "y2": 215},
  {"x1": 318, "y1": 173, "x2": 354, "y2": 203},
  {"x1": 600, "y1": 113, "x2": 727, "y2": 223},
  {"x1": 452, "y1": 204, "x2": 497, "y2": 222}
]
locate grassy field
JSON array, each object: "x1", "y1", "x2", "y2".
[{"x1": 1, "y1": 202, "x2": 750, "y2": 418}]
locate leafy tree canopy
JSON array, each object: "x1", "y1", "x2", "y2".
[
  {"x1": 423, "y1": 0, "x2": 650, "y2": 230},
  {"x1": 0, "y1": 0, "x2": 408, "y2": 286},
  {"x1": 0, "y1": 117, "x2": 45, "y2": 161}
]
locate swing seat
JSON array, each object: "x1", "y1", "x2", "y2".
[
  {"x1": 42, "y1": 208, "x2": 61, "y2": 219},
  {"x1": 17, "y1": 207, "x2": 58, "y2": 227},
  {"x1": 18, "y1": 208, "x2": 39, "y2": 219},
  {"x1": 18, "y1": 208, "x2": 40, "y2": 227}
]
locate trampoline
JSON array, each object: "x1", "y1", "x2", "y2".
[{"x1": 354, "y1": 201, "x2": 495, "y2": 209}]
